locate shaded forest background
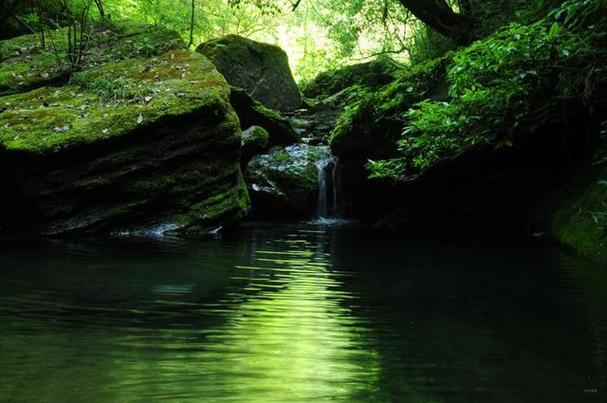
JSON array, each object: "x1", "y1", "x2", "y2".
[{"x1": 0, "y1": 0, "x2": 569, "y2": 83}]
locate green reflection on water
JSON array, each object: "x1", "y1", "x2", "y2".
[
  {"x1": 0, "y1": 231, "x2": 384, "y2": 402},
  {"x1": 183, "y1": 235, "x2": 381, "y2": 401}
]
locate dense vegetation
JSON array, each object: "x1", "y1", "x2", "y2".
[
  {"x1": 1, "y1": 0, "x2": 605, "y2": 260},
  {"x1": 360, "y1": 0, "x2": 606, "y2": 179}
]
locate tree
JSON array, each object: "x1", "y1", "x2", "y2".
[
  {"x1": 290, "y1": 0, "x2": 471, "y2": 44},
  {"x1": 188, "y1": 0, "x2": 195, "y2": 47},
  {"x1": 92, "y1": 0, "x2": 105, "y2": 18},
  {"x1": 396, "y1": 0, "x2": 470, "y2": 44}
]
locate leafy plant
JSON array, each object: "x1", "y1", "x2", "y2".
[{"x1": 367, "y1": 0, "x2": 607, "y2": 180}]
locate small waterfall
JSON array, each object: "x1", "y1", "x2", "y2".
[{"x1": 313, "y1": 153, "x2": 343, "y2": 224}]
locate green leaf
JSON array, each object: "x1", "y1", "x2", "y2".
[{"x1": 548, "y1": 22, "x2": 562, "y2": 39}]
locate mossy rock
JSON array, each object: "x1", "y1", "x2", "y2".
[
  {"x1": 0, "y1": 44, "x2": 250, "y2": 236},
  {"x1": 330, "y1": 57, "x2": 449, "y2": 163},
  {"x1": 241, "y1": 125, "x2": 270, "y2": 165},
  {"x1": 551, "y1": 164, "x2": 607, "y2": 263},
  {"x1": 0, "y1": 20, "x2": 185, "y2": 96},
  {"x1": 302, "y1": 56, "x2": 402, "y2": 100},
  {"x1": 244, "y1": 144, "x2": 331, "y2": 217},
  {"x1": 197, "y1": 35, "x2": 301, "y2": 112},
  {"x1": 229, "y1": 87, "x2": 298, "y2": 146}
]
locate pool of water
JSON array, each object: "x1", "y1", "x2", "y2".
[{"x1": 0, "y1": 224, "x2": 605, "y2": 402}]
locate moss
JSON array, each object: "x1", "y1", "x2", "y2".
[
  {"x1": 0, "y1": 20, "x2": 185, "y2": 96},
  {"x1": 0, "y1": 50, "x2": 229, "y2": 154},
  {"x1": 330, "y1": 56, "x2": 449, "y2": 161},
  {"x1": 177, "y1": 174, "x2": 250, "y2": 233},
  {"x1": 228, "y1": 87, "x2": 298, "y2": 146},
  {"x1": 242, "y1": 126, "x2": 269, "y2": 147},
  {"x1": 197, "y1": 35, "x2": 301, "y2": 111},
  {"x1": 241, "y1": 126, "x2": 270, "y2": 162},
  {"x1": 244, "y1": 144, "x2": 330, "y2": 216},
  {"x1": 364, "y1": 0, "x2": 607, "y2": 180},
  {"x1": 551, "y1": 164, "x2": 607, "y2": 263},
  {"x1": 303, "y1": 55, "x2": 403, "y2": 99}
]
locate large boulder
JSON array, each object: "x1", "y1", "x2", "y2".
[
  {"x1": 197, "y1": 35, "x2": 301, "y2": 112},
  {"x1": 244, "y1": 144, "x2": 331, "y2": 217},
  {"x1": 0, "y1": 23, "x2": 250, "y2": 236}
]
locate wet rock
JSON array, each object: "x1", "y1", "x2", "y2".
[{"x1": 244, "y1": 144, "x2": 331, "y2": 217}]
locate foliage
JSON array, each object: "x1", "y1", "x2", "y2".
[
  {"x1": 330, "y1": 56, "x2": 448, "y2": 159},
  {"x1": 302, "y1": 55, "x2": 402, "y2": 98},
  {"x1": 0, "y1": 20, "x2": 184, "y2": 96},
  {"x1": 552, "y1": 164, "x2": 607, "y2": 262},
  {"x1": 367, "y1": 0, "x2": 607, "y2": 180}
]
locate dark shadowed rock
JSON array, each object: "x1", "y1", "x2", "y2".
[
  {"x1": 197, "y1": 35, "x2": 301, "y2": 111},
  {"x1": 229, "y1": 87, "x2": 298, "y2": 146},
  {"x1": 241, "y1": 126, "x2": 270, "y2": 166}
]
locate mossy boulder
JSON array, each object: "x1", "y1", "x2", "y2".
[
  {"x1": 241, "y1": 126, "x2": 270, "y2": 165},
  {"x1": 303, "y1": 56, "x2": 402, "y2": 100},
  {"x1": 550, "y1": 163, "x2": 607, "y2": 263},
  {"x1": 0, "y1": 27, "x2": 250, "y2": 236},
  {"x1": 197, "y1": 35, "x2": 301, "y2": 111},
  {"x1": 229, "y1": 87, "x2": 298, "y2": 146},
  {"x1": 244, "y1": 144, "x2": 331, "y2": 217},
  {"x1": 0, "y1": 20, "x2": 185, "y2": 96}
]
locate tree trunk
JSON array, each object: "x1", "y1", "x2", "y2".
[
  {"x1": 188, "y1": 0, "x2": 195, "y2": 48},
  {"x1": 93, "y1": 0, "x2": 105, "y2": 19},
  {"x1": 397, "y1": 0, "x2": 471, "y2": 44}
]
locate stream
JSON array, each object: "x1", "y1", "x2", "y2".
[{"x1": 0, "y1": 225, "x2": 606, "y2": 402}]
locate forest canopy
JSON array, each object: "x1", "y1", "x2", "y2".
[{"x1": 0, "y1": 0, "x2": 569, "y2": 83}]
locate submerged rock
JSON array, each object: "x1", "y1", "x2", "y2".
[
  {"x1": 244, "y1": 144, "x2": 331, "y2": 217},
  {"x1": 197, "y1": 35, "x2": 301, "y2": 111},
  {"x1": 0, "y1": 24, "x2": 250, "y2": 236}
]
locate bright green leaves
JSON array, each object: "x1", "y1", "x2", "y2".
[{"x1": 367, "y1": 0, "x2": 607, "y2": 181}]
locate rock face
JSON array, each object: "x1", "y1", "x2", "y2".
[
  {"x1": 229, "y1": 87, "x2": 298, "y2": 146},
  {"x1": 244, "y1": 144, "x2": 331, "y2": 217},
  {"x1": 0, "y1": 22, "x2": 250, "y2": 236},
  {"x1": 197, "y1": 35, "x2": 301, "y2": 111},
  {"x1": 241, "y1": 126, "x2": 270, "y2": 165}
]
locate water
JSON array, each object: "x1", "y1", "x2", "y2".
[
  {"x1": 0, "y1": 225, "x2": 606, "y2": 402},
  {"x1": 314, "y1": 153, "x2": 345, "y2": 225}
]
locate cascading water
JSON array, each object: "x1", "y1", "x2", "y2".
[{"x1": 312, "y1": 150, "x2": 344, "y2": 224}]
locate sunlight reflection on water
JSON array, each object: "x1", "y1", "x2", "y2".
[{"x1": 0, "y1": 226, "x2": 606, "y2": 402}]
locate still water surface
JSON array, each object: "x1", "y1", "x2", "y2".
[{"x1": 0, "y1": 224, "x2": 606, "y2": 402}]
